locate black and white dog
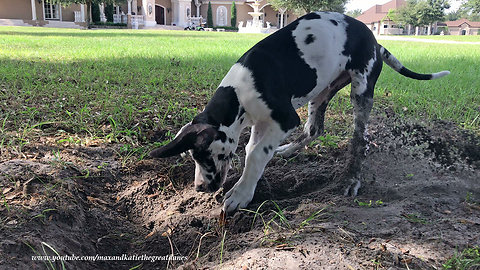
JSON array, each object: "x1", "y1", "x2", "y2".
[{"x1": 150, "y1": 12, "x2": 450, "y2": 214}]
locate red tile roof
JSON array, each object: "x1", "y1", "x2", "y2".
[
  {"x1": 445, "y1": 18, "x2": 480, "y2": 28},
  {"x1": 356, "y1": 0, "x2": 406, "y2": 24}
]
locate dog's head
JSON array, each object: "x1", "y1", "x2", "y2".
[{"x1": 150, "y1": 123, "x2": 232, "y2": 192}]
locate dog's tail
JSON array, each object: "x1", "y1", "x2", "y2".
[{"x1": 379, "y1": 45, "x2": 450, "y2": 80}]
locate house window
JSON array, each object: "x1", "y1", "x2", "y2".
[
  {"x1": 384, "y1": 24, "x2": 388, "y2": 28},
  {"x1": 44, "y1": 1, "x2": 60, "y2": 20}
]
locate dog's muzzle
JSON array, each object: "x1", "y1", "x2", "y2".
[{"x1": 195, "y1": 181, "x2": 220, "y2": 193}]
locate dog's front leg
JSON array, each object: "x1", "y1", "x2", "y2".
[{"x1": 223, "y1": 121, "x2": 292, "y2": 213}]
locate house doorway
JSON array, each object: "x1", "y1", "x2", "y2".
[
  {"x1": 155, "y1": 5, "x2": 165, "y2": 25},
  {"x1": 461, "y1": 29, "x2": 467, "y2": 35}
]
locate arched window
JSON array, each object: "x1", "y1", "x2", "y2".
[{"x1": 216, "y1": 6, "x2": 227, "y2": 26}]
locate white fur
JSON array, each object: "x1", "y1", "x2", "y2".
[{"x1": 291, "y1": 13, "x2": 349, "y2": 108}]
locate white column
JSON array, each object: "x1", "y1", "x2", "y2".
[
  {"x1": 194, "y1": 0, "x2": 201, "y2": 16},
  {"x1": 279, "y1": 8, "x2": 286, "y2": 28},
  {"x1": 128, "y1": 0, "x2": 132, "y2": 15},
  {"x1": 59, "y1": 4, "x2": 62, "y2": 21},
  {"x1": 171, "y1": 0, "x2": 190, "y2": 27},
  {"x1": 143, "y1": 0, "x2": 157, "y2": 27},
  {"x1": 80, "y1": 4, "x2": 85, "y2": 22},
  {"x1": 132, "y1": 0, "x2": 138, "y2": 14},
  {"x1": 31, "y1": 0, "x2": 37, "y2": 20},
  {"x1": 142, "y1": 0, "x2": 147, "y2": 16},
  {"x1": 100, "y1": 3, "x2": 107, "y2": 22}
]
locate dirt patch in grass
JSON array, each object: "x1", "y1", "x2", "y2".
[{"x1": 0, "y1": 114, "x2": 479, "y2": 270}]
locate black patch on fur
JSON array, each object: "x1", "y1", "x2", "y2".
[
  {"x1": 218, "y1": 154, "x2": 226, "y2": 160},
  {"x1": 365, "y1": 47, "x2": 383, "y2": 97},
  {"x1": 237, "y1": 14, "x2": 319, "y2": 132},
  {"x1": 330, "y1": 19, "x2": 338, "y2": 26},
  {"x1": 342, "y1": 15, "x2": 377, "y2": 73},
  {"x1": 399, "y1": 67, "x2": 432, "y2": 80},
  {"x1": 208, "y1": 175, "x2": 221, "y2": 192},
  {"x1": 303, "y1": 13, "x2": 321, "y2": 20},
  {"x1": 192, "y1": 86, "x2": 239, "y2": 127},
  {"x1": 228, "y1": 138, "x2": 234, "y2": 143},
  {"x1": 263, "y1": 147, "x2": 269, "y2": 154},
  {"x1": 305, "y1": 26, "x2": 311, "y2": 30},
  {"x1": 382, "y1": 46, "x2": 391, "y2": 59},
  {"x1": 192, "y1": 149, "x2": 216, "y2": 174},
  {"x1": 206, "y1": 174, "x2": 213, "y2": 180},
  {"x1": 238, "y1": 107, "x2": 245, "y2": 118},
  {"x1": 217, "y1": 131, "x2": 227, "y2": 143},
  {"x1": 305, "y1": 34, "x2": 316, "y2": 44},
  {"x1": 268, "y1": 145, "x2": 273, "y2": 150}
]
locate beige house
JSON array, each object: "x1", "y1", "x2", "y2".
[
  {"x1": 445, "y1": 19, "x2": 480, "y2": 35},
  {"x1": 0, "y1": 0, "x2": 88, "y2": 28},
  {"x1": 0, "y1": 0, "x2": 296, "y2": 30},
  {"x1": 356, "y1": 0, "x2": 406, "y2": 35}
]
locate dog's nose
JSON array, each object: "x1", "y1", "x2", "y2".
[{"x1": 195, "y1": 184, "x2": 207, "y2": 192}]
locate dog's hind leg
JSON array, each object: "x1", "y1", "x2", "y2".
[
  {"x1": 343, "y1": 57, "x2": 382, "y2": 196},
  {"x1": 276, "y1": 72, "x2": 351, "y2": 157}
]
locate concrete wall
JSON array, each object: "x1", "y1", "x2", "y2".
[
  {"x1": 0, "y1": 0, "x2": 31, "y2": 20},
  {"x1": 449, "y1": 26, "x2": 480, "y2": 35},
  {"x1": 141, "y1": 0, "x2": 156, "y2": 25},
  {"x1": 61, "y1": 4, "x2": 82, "y2": 22}
]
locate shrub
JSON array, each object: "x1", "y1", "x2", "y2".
[
  {"x1": 92, "y1": 3, "x2": 101, "y2": 23},
  {"x1": 231, "y1": 1, "x2": 237, "y2": 27},
  {"x1": 105, "y1": 3, "x2": 114, "y2": 22},
  {"x1": 207, "y1": 2, "x2": 213, "y2": 28}
]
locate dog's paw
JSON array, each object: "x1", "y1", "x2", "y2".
[
  {"x1": 275, "y1": 143, "x2": 297, "y2": 157},
  {"x1": 223, "y1": 186, "x2": 254, "y2": 214},
  {"x1": 343, "y1": 178, "x2": 361, "y2": 197}
]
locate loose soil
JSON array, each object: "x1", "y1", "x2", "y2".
[{"x1": 1, "y1": 113, "x2": 479, "y2": 270}]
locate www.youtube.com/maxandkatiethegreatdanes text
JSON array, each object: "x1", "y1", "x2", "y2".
[{"x1": 31, "y1": 254, "x2": 187, "y2": 263}]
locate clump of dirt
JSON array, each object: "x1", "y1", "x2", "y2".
[{"x1": 0, "y1": 114, "x2": 479, "y2": 270}]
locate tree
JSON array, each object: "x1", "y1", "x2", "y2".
[
  {"x1": 395, "y1": 0, "x2": 449, "y2": 33},
  {"x1": 346, "y1": 9, "x2": 362, "y2": 18},
  {"x1": 459, "y1": 0, "x2": 480, "y2": 20},
  {"x1": 461, "y1": 0, "x2": 480, "y2": 14},
  {"x1": 446, "y1": 10, "x2": 461, "y2": 21},
  {"x1": 396, "y1": 0, "x2": 419, "y2": 26},
  {"x1": 105, "y1": 3, "x2": 114, "y2": 22},
  {"x1": 269, "y1": 0, "x2": 348, "y2": 16},
  {"x1": 231, "y1": 1, "x2": 237, "y2": 27},
  {"x1": 91, "y1": 1, "x2": 101, "y2": 22},
  {"x1": 207, "y1": 2, "x2": 214, "y2": 28}
]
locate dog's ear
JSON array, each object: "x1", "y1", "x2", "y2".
[{"x1": 150, "y1": 124, "x2": 217, "y2": 158}]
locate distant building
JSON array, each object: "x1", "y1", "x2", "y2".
[
  {"x1": 0, "y1": 0, "x2": 297, "y2": 30},
  {"x1": 0, "y1": 0, "x2": 87, "y2": 28},
  {"x1": 444, "y1": 19, "x2": 480, "y2": 35},
  {"x1": 356, "y1": 0, "x2": 406, "y2": 35}
]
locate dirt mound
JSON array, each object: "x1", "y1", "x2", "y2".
[{"x1": 0, "y1": 115, "x2": 479, "y2": 269}]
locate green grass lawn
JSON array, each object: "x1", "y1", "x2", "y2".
[
  {"x1": 0, "y1": 26, "x2": 479, "y2": 152},
  {"x1": 401, "y1": 34, "x2": 480, "y2": 42}
]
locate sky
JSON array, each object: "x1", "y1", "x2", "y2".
[{"x1": 345, "y1": 0, "x2": 462, "y2": 12}]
